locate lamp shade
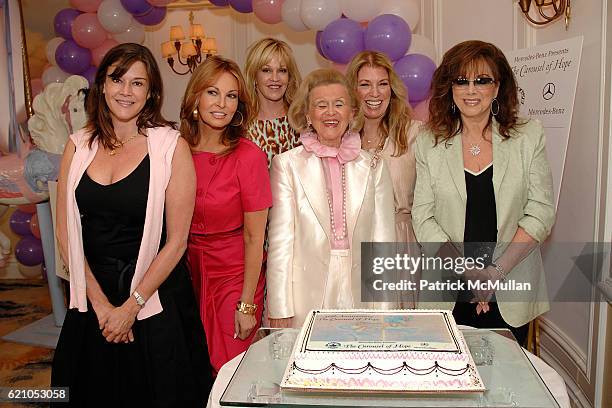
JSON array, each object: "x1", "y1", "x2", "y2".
[
  {"x1": 190, "y1": 23, "x2": 205, "y2": 39},
  {"x1": 161, "y1": 40, "x2": 176, "y2": 57},
  {"x1": 170, "y1": 25, "x2": 185, "y2": 41},
  {"x1": 203, "y1": 37, "x2": 217, "y2": 53},
  {"x1": 181, "y1": 42, "x2": 197, "y2": 57}
]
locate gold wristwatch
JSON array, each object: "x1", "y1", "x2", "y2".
[{"x1": 236, "y1": 301, "x2": 257, "y2": 315}]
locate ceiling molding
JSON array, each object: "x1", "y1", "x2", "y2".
[{"x1": 167, "y1": 1, "x2": 215, "y2": 10}]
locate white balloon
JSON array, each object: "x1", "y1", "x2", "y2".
[
  {"x1": 380, "y1": 0, "x2": 420, "y2": 31},
  {"x1": 282, "y1": 0, "x2": 309, "y2": 32},
  {"x1": 112, "y1": 21, "x2": 145, "y2": 44},
  {"x1": 45, "y1": 37, "x2": 64, "y2": 66},
  {"x1": 42, "y1": 65, "x2": 70, "y2": 86},
  {"x1": 97, "y1": 0, "x2": 133, "y2": 34},
  {"x1": 339, "y1": 0, "x2": 382, "y2": 23},
  {"x1": 300, "y1": 0, "x2": 341, "y2": 31},
  {"x1": 407, "y1": 34, "x2": 437, "y2": 62}
]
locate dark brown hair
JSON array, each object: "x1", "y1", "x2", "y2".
[
  {"x1": 428, "y1": 40, "x2": 521, "y2": 145},
  {"x1": 85, "y1": 43, "x2": 174, "y2": 149},
  {"x1": 179, "y1": 55, "x2": 253, "y2": 155}
]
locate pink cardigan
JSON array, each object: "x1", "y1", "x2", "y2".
[{"x1": 65, "y1": 126, "x2": 179, "y2": 320}]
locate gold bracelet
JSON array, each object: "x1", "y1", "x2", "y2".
[{"x1": 236, "y1": 301, "x2": 257, "y2": 315}]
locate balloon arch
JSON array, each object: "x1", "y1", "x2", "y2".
[{"x1": 39, "y1": 0, "x2": 436, "y2": 115}]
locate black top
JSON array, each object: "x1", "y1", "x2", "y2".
[
  {"x1": 463, "y1": 164, "x2": 497, "y2": 262},
  {"x1": 76, "y1": 155, "x2": 149, "y2": 261}
]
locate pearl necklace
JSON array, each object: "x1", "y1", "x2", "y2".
[{"x1": 326, "y1": 165, "x2": 347, "y2": 241}]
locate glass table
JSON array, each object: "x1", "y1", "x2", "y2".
[{"x1": 220, "y1": 328, "x2": 561, "y2": 407}]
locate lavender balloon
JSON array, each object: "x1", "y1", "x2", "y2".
[
  {"x1": 320, "y1": 18, "x2": 364, "y2": 64},
  {"x1": 394, "y1": 53, "x2": 436, "y2": 103},
  {"x1": 229, "y1": 0, "x2": 253, "y2": 13},
  {"x1": 315, "y1": 30, "x2": 327, "y2": 59},
  {"x1": 82, "y1": 65, "x2": 97, "y2": 87},
  {"x1": 120, "y1": 0, "x2": 152, "y2": 16},
  {"x1": 54, "y1": 8, "x2": 82, "y2": 40},
  {"x1": 55, "y1": 40, "x2": 92, "y2": 74},
  {"x1": 134, "y1": 6, "x2": 167, "y2": 25},
  {"x1": 209, "y1": 0, "x2": 229, "y2": 5},
  {"x1": 15, "y1": 236, "x2": 44, "y2": 266},
  {"x1": 9, "y1": 210, "x2": 33, "y2": 236},
  {"x1": 365, "y1": 14, "x2": 411, "y2": 62}
]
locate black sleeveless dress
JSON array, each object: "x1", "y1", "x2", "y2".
[
  {"x1": 51, "y1": 155, "x2": 213, "y2": 407},
  {"x1": 452, "y1": 165, "x2": 529, "y2": 346}
]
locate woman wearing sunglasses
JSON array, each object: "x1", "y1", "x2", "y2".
[{"x1": 412, "y1": 40, "x2": 555, "y2": 345}]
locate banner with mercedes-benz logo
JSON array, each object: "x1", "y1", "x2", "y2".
[{"x1": 504, "y1": 36, "x2": 583, "y2": 209}]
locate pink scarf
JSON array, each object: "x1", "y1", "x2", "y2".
[{"x1": 299, "y1": 130, "x2": 361, "y2": 163}]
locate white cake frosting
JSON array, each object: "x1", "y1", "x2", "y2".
[{"x1": 280, "y1": 309, "x2": 485, "y2": 393}]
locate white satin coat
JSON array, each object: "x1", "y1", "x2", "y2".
[{"x1": 266, "y1": 146, "x2": 395, "y2": 328}]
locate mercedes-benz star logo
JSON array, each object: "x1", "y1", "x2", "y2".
[{"x1": 542, "y1": 83, "x2": 555, "y2": 100}]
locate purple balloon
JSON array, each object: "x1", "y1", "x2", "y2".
[
  {"x1": 134, "y1": 6, "x2": 167, "y2": 25},
  {"x1": 209, "y1": 0, "x2": 229, "y2": 5},
  {"x1": 229, "y1": 0, "x2": 252, "y2": 13},
  {"x1": 56, "y1": 40, "x2": 92, "y2": 74},
  {"x1": 315, "y1": 31, "x2": 327, "y2": 60},
  {"x1": 54, "y1": 8, "x2": 82, "y2": 40},
  {"x1": 82, "y1": 65, "x2": 97, "y2": 87},
  {"x1": 321, "y1": 18, "x2": 364, "y2": 64},
  {"x1": 365, "y1": 14, "x2": 412, "y2": 62},
  {"x1": 120, "y1": 0, "x2": 153, "y2": 16},
  {"x1": 394, "y1": 53, "x2": 436, "y2": 103},
  {"x1": 15, "y1": 236, "x2": 44, "y2": 266},
  {"x1": 9, "y1": 210, "x2": 33, "y2": 236}
]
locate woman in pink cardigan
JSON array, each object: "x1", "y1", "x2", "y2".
[{"x1": 51, "y1": 43, "x2": 212, "y2": 407}]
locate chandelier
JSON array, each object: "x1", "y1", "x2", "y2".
[
  {"x1": 517, "y1": 0, "x2": 571, "y2": 29},
  {"x1": 161, "y1": 11, "x2": 217, "y2": 75}
]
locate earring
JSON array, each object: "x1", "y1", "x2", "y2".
[
  {"x1": 490, "y1": 98, "x2": 500, "y2": 116},
  {"x1": 192, "y1": 108, "x2": 199, "y2": 120},
  {"x1": 306, "y1": 116, "x2": 312, "y2": 130},
  {"x1": 451, "y1": 102, "x2": 457, "y2": 114},
  {"x1": 230, "y1": 111, "x2": 244, "y2": 127}
]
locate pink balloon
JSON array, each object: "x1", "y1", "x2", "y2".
[
  {"x1": 92, "y1": 38, "x2": 119, "y2": 66},
  {"x1": 330, "y1": 62, "x2": 347, "y2": 74},
  {"x1": 147, "y1": 0, "x2": 173, "y2": 5},
  {"x1": 412, "y1": 98, "x2": 430, "y2": 122},
  {"x1": 31, "y1": 78, "x2": 44, "y2": 97},
  {"x1": 253, "y1": 0, "x2": 284, "y2": 24},
  {"x1": 70, "y1": 0, "x2": 103, "y2": 12},
  {"x1": 72, "y1": 13, "x2": 108, "y2": 49}
]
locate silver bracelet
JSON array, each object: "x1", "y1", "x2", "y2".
[
  {"x1": 133, "y1": 290, "x2": 145, "y2": 307},
  {"x1": 490, "y1": 263, "x2": 506, "y2": 281}
]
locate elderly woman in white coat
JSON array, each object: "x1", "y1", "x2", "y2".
[{"x1": 266, "y1": 69, "x2": 395, "y2": 328}]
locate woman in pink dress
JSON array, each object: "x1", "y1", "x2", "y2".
[{"x1": 179, "y1": 56, "x2": 272, "y2": 374}]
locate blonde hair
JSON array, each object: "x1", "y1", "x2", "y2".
[
  {"x1": 179, "y1": 55, "x2": 253, "y2": 155},
  {"x1": 244, "y1": 38, "x2": 301, "y2": 121},
  {"x1": 346, "y1": 51, "x2": 413, "y2": 156},
  {"x1": 287, "y1": 68, "x2": 363, "y2": 134}
]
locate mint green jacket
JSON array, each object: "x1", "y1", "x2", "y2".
[{"x1": 412, "y1": 119, "x2": 555, "y2": 327}]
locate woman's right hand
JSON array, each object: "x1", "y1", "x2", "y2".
[
  {"x1": 269, "y1": 317, "x2": 293, "y2": 328},
  {"x1": 93, "y1": 301, "x2": 133, "y2": 343}
]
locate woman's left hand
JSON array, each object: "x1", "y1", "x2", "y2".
[
  {"x1": 101, "y1": 302, "x2": 140, "y2": 343},
  {"x1": 234, "y1": 311, "x2": 256, "y2": 340},
  {"x1": 464, "y1": 266, "x2": 498, "y2": 303}
]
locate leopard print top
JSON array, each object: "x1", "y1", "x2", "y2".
[{"x1": 246, "y1": 116, "x2": 300, "y2": 168}]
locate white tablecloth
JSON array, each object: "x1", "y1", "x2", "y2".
[{"x1": 207, "y1": 333, "x2": 570, "y2": 408}]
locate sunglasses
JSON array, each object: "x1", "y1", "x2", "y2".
[{"x1": 452, "y1": 77, "x2": 496, "y2": 88}]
